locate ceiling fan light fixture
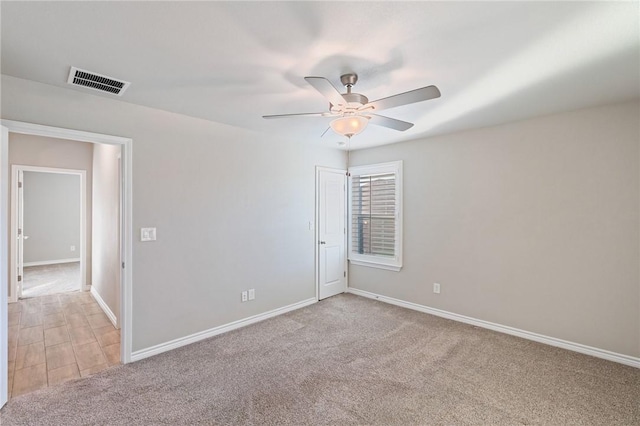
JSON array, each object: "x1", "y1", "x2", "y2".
[{"x1": 330, "y1": 115, "x2": 369, "y2": 137}]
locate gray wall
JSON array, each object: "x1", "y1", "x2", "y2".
[
  {"x1": 8, "y1": 134, "x2": 93, "y2": 297},
  {"x1": 92, "y1": 143, "x2": 121, "y2": 326},
  {"x1": 5, "y1": 74, "x2": 637, "y2": 360},
  {"x1": 349, "y1": 101, "x2": 640, "y2": 358},
  {"x1": 23, "y1": 171, "x2": 81, "y2": 264},
  {"x1": 2, "y1": 75, "x2": 345, "y2": 352}
]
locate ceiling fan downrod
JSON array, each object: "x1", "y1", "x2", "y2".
[{"x1": 340, "y1": 73, "x2": 358, "y2": 94}]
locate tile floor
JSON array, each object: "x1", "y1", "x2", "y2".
[{"x1": 7, "y1": 291, "x2": 120, "y2": 399}]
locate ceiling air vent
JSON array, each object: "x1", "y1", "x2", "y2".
[{"x1": 67, "y1": 66, "x2": 130, "y2": 96}]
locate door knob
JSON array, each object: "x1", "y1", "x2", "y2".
[
  {"x1": 319, "y1": 241, "x2": 326, "y2": 244},
  {"x1": 24, "y1": 236, "x2": 30, "y2": 240}
]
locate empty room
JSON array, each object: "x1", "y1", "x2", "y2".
[{"x1": 0, "y1": 1, "x2": 638, "y2": 425}]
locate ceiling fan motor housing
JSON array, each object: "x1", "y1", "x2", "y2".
[{"x1": 330, "y1": 92, "x2": 369, "y2": 111}]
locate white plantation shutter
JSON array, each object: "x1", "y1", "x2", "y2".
[
  {"x1": 351, "y1": 173, "x2": 396, "y2": 257},
  {"x1": 348, "y1": 161, "x2": 402, "y2": 271}
]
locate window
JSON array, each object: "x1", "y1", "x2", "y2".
[{"x1": 348, "y1": 161, "x2": 402, "y2": 271}]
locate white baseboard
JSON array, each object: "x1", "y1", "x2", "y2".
[
  {"x1": 23, "y1": 258, "x2": 80, "y2": 267},
  {"x1": 90, "y1": 286, "x2": 118, "y2": 329},
  {"x1": 347, "y1": 287, "x2": 640, "y2": 369},
  {"x1": 131, "y1": 297, "x2": 317, "y2": 362}
]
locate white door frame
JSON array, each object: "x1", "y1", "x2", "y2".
[
  {"x1": 0, "y1": 125, "x2": 9, "y2": 407},
  {"x1": 315, "y1": 166, "x2": 348, "y2": 301},
  {"x1": 11, "y1": 165, "x2": 88, "y2": 300},
  {"x1": 0, "y1": 121, "x2": 133, "y2": 387}
]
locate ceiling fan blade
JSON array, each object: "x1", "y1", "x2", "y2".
[
  {"x1": 262, "y1": 112, "x2": 330, "y2": 119},
  {"x1": 365, "y1": 85, "x2": 441, "y2": 112},
  {"x1": 368, "y1": 114, "x2": 414, "y2": 131},
  {"x1": 304, "y1": 77, "x2": 347, "y2": 106}
]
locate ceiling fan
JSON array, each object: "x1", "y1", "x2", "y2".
[{"x1": 263, "y1": 73, "x2": 441, "y2": 138}]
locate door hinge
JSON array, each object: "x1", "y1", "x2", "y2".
[
  {"x1": 344, "y1": 271, "x2": 346, "y2": 277},
  {"x1": 18, "y1": 275, "x2": 22, "y2": 282},
  {"x1": 18, "y1": 181, "x2": 22, "y2": 188},
  {"x1": 18, "y1": 228, "x2": 22, "y2": 236},
  {"x1": 122, "y1": 262, "x2": 125, "y2": 269}
]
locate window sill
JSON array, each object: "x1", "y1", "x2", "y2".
[{"x1": 349, "y1": 259, "x2": 402, "y2": 272}]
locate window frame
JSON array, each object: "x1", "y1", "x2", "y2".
[{"x1": 348, "y1": 160, "x2": 403, "y2": 271}]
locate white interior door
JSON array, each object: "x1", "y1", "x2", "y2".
[{"x1": 317, "y1": 168, "x2": 347, "y2": 300}]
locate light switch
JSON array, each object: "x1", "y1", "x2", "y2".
[{"x1": 140, "y1": 227, "x2": 157, "y2": 242}]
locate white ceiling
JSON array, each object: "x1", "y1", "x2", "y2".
[{"x1": 1, "y1": 2, "x2": 638, "y2": 150}]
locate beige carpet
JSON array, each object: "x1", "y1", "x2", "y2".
[
  {"x1": 22, "y1": 262, "x2": 81, "y2": 298},
  {"x1": 1, "y1": 294, "x2": 638, "y2": 425}
]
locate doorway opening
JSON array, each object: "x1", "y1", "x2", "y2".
[
  {"x1": 13, "y1": 167, "x2": 87, "y2": 300},
  {"x1": 0, "y1": 121, "x2": 133, "y2": 407}
]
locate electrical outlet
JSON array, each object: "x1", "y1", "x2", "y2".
[
  {"x1": 433, "y1": 283, "x2": 441, "y2": 294},
  {"x1": 248, "y1": 289, "x2": 255, "y2": 300},
  {"x1": 70, "y1": 245, "x2": 76, "y2": 252},
  {"x1": 241, "y1": 291, "x2": 248, "y2": 302}
]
